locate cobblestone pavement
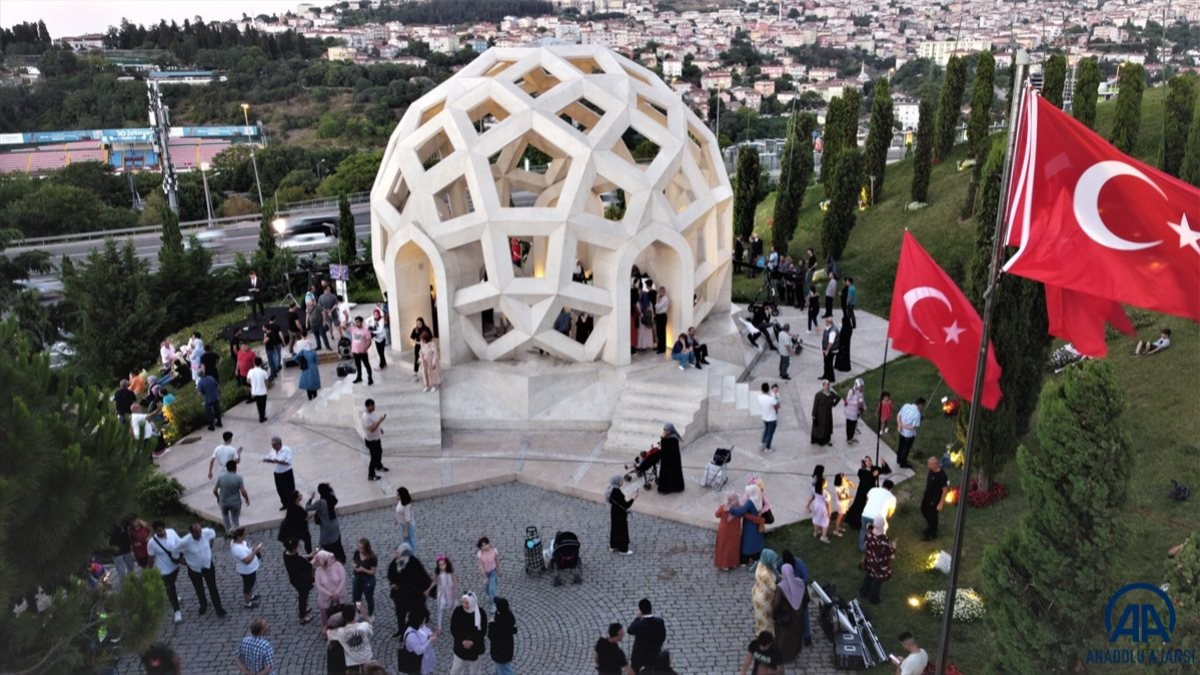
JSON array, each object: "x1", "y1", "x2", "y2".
[{"x1": 121, "y1": 483, "x2": 841, "y2": 674}]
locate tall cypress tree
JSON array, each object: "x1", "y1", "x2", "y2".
[
  {"x1": 962, "y1": 52, "x2": 996, "y2": 218},
  {"x1": 258, "y1": 202, "x2": 277, "y2": 261},
  {"x1": 820, "y1": 96, "x2": 848, "y2": 188},
  {"x1": 1041, "y1": 53, "x2": 1068, "y2": 108},
  {"x1": 732, "y1": 146, "x2": 761, "y2": 241},
  {"x1": 1071, "y1": 58, "x2": 1101, "y2": 129},
  {"x1": 932, "y1": 55, "x2": 967, "y2": 161},
  {"x1": 1108, "y1": 63, "x2": 1145, "y2": 154},
  {"x1": 1160, "y1": 75, "x2": 1198, "y2": 177},
  {"x1": 1182, "y1": 103, "x2": 1200, "y2": 187},
  {"x1": 862, "y1": 77, "x2": 894, "y2": 206},
  {"x1": 336, "y1": 193, "x2": 357, "y2": 261},
  {"x1": 771, "y1": 112, "x2": 816, "y2": 253},
  {"x1": 911, "y1": 98, "x2": 935, "y2": 202},
  {"x1": 820, "y1": 150, "x2": 862, "y2": 261},
  {"x1": 958, "y1": 139, "x2": 1051, "y2": 486},
  {"x1": 157, "y1": 201, "x2": 184, "y2": 269},
  {"x1": 981, "y1": 360, "x2": 1132, "y2": 673}
]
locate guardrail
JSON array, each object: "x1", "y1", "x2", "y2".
[{"x1": 10, "y1": 191, "x2": 372, "y2": 248}]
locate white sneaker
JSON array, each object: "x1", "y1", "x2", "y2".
[
  {"x1": 622, "y1": 549, "x2": 634, "y2": 556},
  {"x1": 173, "y1": 610, "x2": 182, "y2": 624}
]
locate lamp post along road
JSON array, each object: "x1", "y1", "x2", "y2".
[
  {"x1": 242, "y1": 103, "x2": 265, "y2": 206},
  {"x1": 200, "y1": 162, "x2": 215, "y2": 227}
]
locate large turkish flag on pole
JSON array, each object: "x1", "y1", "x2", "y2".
[
  {"x1": 1003, "y1": 92, "x2": 1200, "y2": 337},
  {"x1": 889, "y1": 231, "x2": 1003, "y2": 409}
]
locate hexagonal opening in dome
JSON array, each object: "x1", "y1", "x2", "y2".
[
  {"x1": 635, "y1": 93, "x2": 670, "y2": 128},
  {"x1": 611, "y1": 126, "x2": 662, "y2": 168},
  {"x1": 483, "y1": 59, "x2": 519, "y2": 78},
  {"x1": 556, "y1": 96, "x2": 607, "y2": 135},
  {"x1": 417, "y1": 128, "x2": 455, "y2": 170},
  {"x1": 663, "y1": 167, "x2": 697, "y2": 215},
  {"x1": 566, "y1": 55, "x2": 606, "y2": 75},
  {"x1": 433, "y1": 175, "x2": 476, "y2": 223},
  {"x1": 467, "y1": 98, "x2": 513, "y2": 134},
  {"x1": 686, "y1": 121, "x2": 723, "y2": 189},
  {"x1": 512, "y1": 65, "x2": 561, "y2": 99},
  {"x1": 385, "y1": 174, "x2": 411, "y2": 213},
  {"x1": 418, "y1": 98, "x2": 447, "y2": 126},
  {"x1": 488, "y1": 130, "x2": 573, "y2": 210}
]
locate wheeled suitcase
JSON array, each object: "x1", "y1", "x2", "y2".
[{"x1": 523, "y1": 526, "x2": 545, "y2": 574}]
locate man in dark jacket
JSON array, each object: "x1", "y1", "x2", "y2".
[
  {"x1": 627, "y1": 597, "x2": 666, "y2": 673},
  {"x1": 386, "y1": 544, "x2": 431, "y2": 637}
]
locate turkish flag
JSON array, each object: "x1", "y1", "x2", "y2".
[
  {"x1": 889, "y1": 232, "x2": 1003, "y2": 409},
  {"x1": 1003, "y1": 92, "x2": 1200, "y2": 329}
]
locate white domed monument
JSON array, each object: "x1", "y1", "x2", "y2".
[{"x1": 370, "y1": 45, "x2": 733, "y2": 368}]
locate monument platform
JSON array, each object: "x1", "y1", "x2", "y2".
[{"x1": 161, "y1": 306, "x2": 911, "y2": 535}]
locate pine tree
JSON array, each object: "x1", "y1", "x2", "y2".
[
  {"x1": 933, "y1": 55, "x2": 967, "y2": 161},
  {"x1": 62, "y1": 240, "x2": 165, "y2": 382},
  {"x1": 958, "y1": 139, "x2": 1051, "y2": 487},
  {"x1": 258, "y1": 202, "x2": 277, "y2": 261},
  {"x1": 732, "y1": 145, "x2": 761, "y2": 241},
  {"x1": 820, "y1": 150, "x2": 862, "y2": 261},
  {"x1": 981, "y1": 360, "x2": 1133, "y2": 673},
  {"x1": 1108, "y1": 63, "x2": 1145, "y2": 154},
  {"x1": 820, "y1": 96, "x2": 848, "y2": 188},
  {"x1": 911, "y1": 98, "x2": 935, "y2": 202},
  {"x1": 0, "y1": 320, "x2": 166, "y2": 672},
  {"x1": 1071, "y1": 58, "x2": 1101, "y2": 129},
  {"x1": 1182, "y1": 103, "x2": 1200, "y2": 187},
  {"x1": 1041, "y1": 54, "x2": 1068, "y2": 108},
  {"x1": 156, "y1": 202, "x2": 213, "y2": 329},
  {"x1": 771, "y1": 112, "x2": 816, "y2": 253},
  {"x1": 336, "y1": 193, "x2": 357, "y2": 262},
  {"x1": 157, "y1": 201, "x2": 184, "y2": 268},
  {"x1": 962, "y1": 52, "x2": 996, "y2": 218},
  {"x1": 862, "y1": 78, "x2": 894, "y2": 206},
  {"x1": 1159, "y1": 75, "x2": 1198, "y2": 177}
]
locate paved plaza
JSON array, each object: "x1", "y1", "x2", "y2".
[{"x1": 128, "y1": 483, "x2": 843, "y2": 674}]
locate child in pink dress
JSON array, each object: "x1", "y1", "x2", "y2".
[
  {"x1": 879, "y1": 391, "x2": 895, "y2": 434},
  {"x1": 476, "y1": 536, "x2": 500, "y2": 612}
]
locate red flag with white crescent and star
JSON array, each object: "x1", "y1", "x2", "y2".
[
  {"x1": 1003, "y1": 92, "x2": 1200, "y2": 343},
  {"x1": 889, "y1": 231, "x2": 1003, "y2": 409}
]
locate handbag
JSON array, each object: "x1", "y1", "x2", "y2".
[
  {"x1": 396, "y1": 628, "x2": 422, "y2": 673},
  {"x1": 640, "y1": 310, "x2": 654, "y2": 327},
  {"x1": 762, "y1": 509, "x2": 775, "y2": 525}
]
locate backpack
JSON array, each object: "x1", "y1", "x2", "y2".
[{"x1": 1170, "y1": 480, "x2": 1191, "y2": 502}]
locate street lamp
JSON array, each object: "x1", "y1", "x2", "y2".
[
  {"x1": 200, "y1": 161, "x2": 215, "y2": 227},
  {"x1": 241, "y1": 103, "x2": 265, "y2": 206}
]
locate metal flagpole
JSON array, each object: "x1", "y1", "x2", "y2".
[
  {"x1": 934, "y1": 51, "x2": 1029, "y2": 675},
  {"x1": 873, "y1": 338, "x2": 890, "y2": 466}
]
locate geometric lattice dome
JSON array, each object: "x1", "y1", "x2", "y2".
[{"x1": 371, "y1": 45, "x2": 733, "y2": 366}]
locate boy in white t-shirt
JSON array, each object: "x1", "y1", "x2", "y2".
[{"x1": 758, "y1": 382, "x2": 780, "y2": 453}]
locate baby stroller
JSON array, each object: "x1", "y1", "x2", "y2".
[
  {"x1": 523, "y1": 526, "x2": 546, "y2": 575},
  {"x1": 548, "y1": 531, "x2": 582, "y2": 586},
  {"x1": 623, "y1": 445, "x2": 662, "y2": 490},
  {"x1": 701, "y1": 447, "x2": 732, "y2": 490}
]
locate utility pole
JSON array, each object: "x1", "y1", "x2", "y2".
[
  {"x1": 146, "y1": 80, "x2": 178, "y2": 214},
  {"x1": 241, "y1": 103, "x2": 265, "y2": 205}
]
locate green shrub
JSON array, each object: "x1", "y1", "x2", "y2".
[{"x1": 138, "y1": 472, "x2": 185, "y2": 516}]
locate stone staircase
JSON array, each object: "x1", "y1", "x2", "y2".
[
  {"x1": 603, "y1": 370, "x2": 708, "y2": 453},
  {"x1": 349, "y1": 373, "x2": 442, "y2": 454}
]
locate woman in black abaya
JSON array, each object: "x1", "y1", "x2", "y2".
[
  {"x1": 656, "y1": 423, "x2": 685, "y2": 494},
  {"x1": 835, "y1": 316, "x2": 854, "y2": 372}
]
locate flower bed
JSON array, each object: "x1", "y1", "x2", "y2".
[
  {"x1": 967, "y1": 478, "x2": 1009, "y2": 507},
  {"x1": 921, "y1": 588, "x2": 985, "y2": 622},
  {"x1": 923, "y1": 662, "x2": 965, "y2": 675}
]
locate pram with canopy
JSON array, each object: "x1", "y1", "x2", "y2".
[{"x1": 548, "y1": 531, "x2": 582, "y2": 586}]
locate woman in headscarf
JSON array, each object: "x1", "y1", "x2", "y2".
[
  {"x1": 810, "y1": 380, "x2": 841, "y2": 447},
  {"x1": 729, "y1": 483, "x2": 766, "y2": 565},
  {"x1": 749, "y1": 476, "x2": 776, "y2": 525},
  {"x1": 450, "y1": 591, "x2": 488, "y2": 675},
  {"x1": 311, "y1": 549, "x2": 346, "y2": 631},
  {"x1": 655, "y1": 423, "x2": 685, "y2": 494},
  {"x1": 751, "y1": 548, "x2": 780, "y2": 636},
  {"x1": 835, "y1": 315, "x2": 854, "y2": 371},
  {"x1": 773, "y1": 562, "x2": 808, "y2": 661},
  {"x1": 297, "y1": 337, "x2": 321, "y2": 401},
  {"x1": 278, "y1": 490, "x2": 312, "y2": 554},
  {"x1": 713, "y1": 492, "x2": 745, "y2": 570},
  {"x1": 843, "y1": 378, "x2": 866, "y2": 445},
  {"x1": 306, "y1": 483, "x2": 345, "y2": 562},
  {"x1": 607, "y1": 475, "x2": 638, "y2": 555},
  {"x1": 845, "y1": 455, "x2": 888, "y2": 530},
  {"x1": 386, "y1": 542, "x2": 433, "y2": 637}
]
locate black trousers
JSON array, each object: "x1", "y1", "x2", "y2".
[
  {"x1": 824, "y1": 296, "x2": 834, "y2": 317},
  {"x1": 846, "y1": 418, "x2": 859, "y2": 441},
  {"x1": 413, "y1": 344, "x2": 421, "y2": 373},
  {"x1": 353, "y1": 353, "x2": 373, "y2": 383},
  {"x1": 374, "y1": 341, "x2": 387, "y2": 368},
  {"x1": 250, "y1": 293, "x2": 264, "y2": 317},
  {"x1": 807, "y1": 304, "x2": 820, "y2": 331},
  {"x1": 274, "y1": 469, "x2": 295, "y2": 509},
  {"x1": 187, "y1": 565, "x2": 225, "y2": 613},
  {"x1": 162, "y1": 568, "x2": 180, "y2": 611},
  {"x1": 294, "y1": 586, "x2": 311, "y2": 619},
  {"x1": 845, "y1": 305, "x2": 857, "y2": 329},
  {"x1": 694, "y1": 343, "x2": 708, "y2": 363},
  {"x1": 897, "y1": 435, "x2": 915, "y2": 467},
  {"x1": 366, "y1": 439, "x2": 383, "y2": 478},
  {"x1": 254, "y1": 395, "x2": 267, "y2": 422},
  {"x1": 654, "y1": 314, "x2": 668, "y2": 353},
  {"x1": 822, "y1": 351, "x2": 836, "y2": 381},
  {"x1": 922, "y1": 500, "x2": 940, "y2": 538},
  {"x1": 859, "y1": 575, "x2": 884, "y2": 604}
]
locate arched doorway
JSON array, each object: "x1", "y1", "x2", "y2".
[
  {"x1": 392, "y1": 240, "x2": 440, "y2": 358},
  {"x1": 615, "y1": 237, "x2": 693, "y2": 365}
]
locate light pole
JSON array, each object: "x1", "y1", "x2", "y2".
[
  {"x1": 241, "y1": 103, "x2": 265, "y2": 206},
  {"x1": 200, "y1": 161, "x2": 215, "y2": 227},
  {"x1": 869, "y1": 174, "x2": 876, "y2": 205}
]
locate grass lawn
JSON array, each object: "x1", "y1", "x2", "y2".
[{"x1": 757, "y1": 84, "x2": 1195, "y2": 672}]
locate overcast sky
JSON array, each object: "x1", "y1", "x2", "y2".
[{"x1": 2, "y1": 1, "x2": 338, "y2": 38}]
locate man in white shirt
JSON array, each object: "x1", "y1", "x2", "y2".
[
  {"x1": 895, "y1": 632, "x2": 929, "y2": 675},
  {"x1": 247, "y1": 357, "x2": 270, "y2": 423},
  {"x1": 208, "y1": 431, "x2": 242, "y2": 480},
  {"x1": 362, "y1": 398, "x2": 389, "y2": 481},
  {"x1": 263, "y1": 436, "x2": 295, "y2": 511},
  {"x1": 653, "y1": 287, "x2": 670, "y2": 355},
  {"x1": 148, "y1": 521, "x2": 185, "y2": 623},
  {"x1": 896, "y1": 398, "x2": 926, "y2": 468},
  {"x1": 860, "y1": 480, "x2": 897, "y2": 552},
  {"x1": 776, "y1": 323, "x2": 794, "y2": 380},
  {"x1": 177, "y1": 522, "x2": 227, "y2": 618},
  {"x1": 328, "y1": 603, "x2": 376, "y2": 668},
  {"x1": 758, "y1": 382, "x2": 780, "y2": 453}
]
